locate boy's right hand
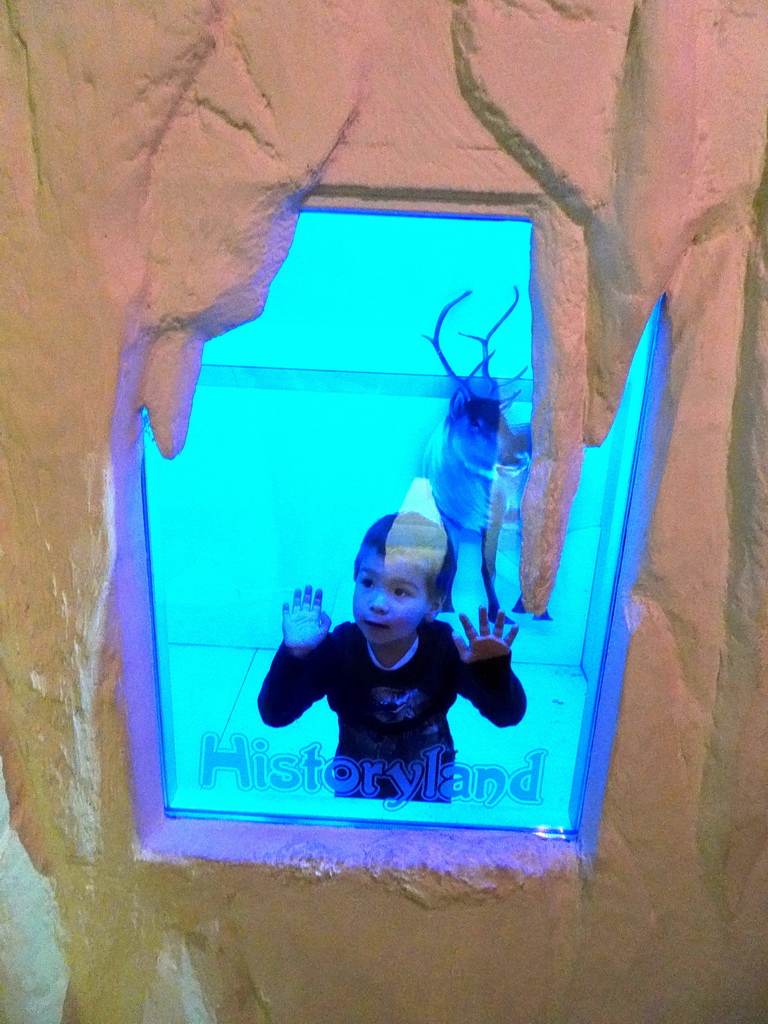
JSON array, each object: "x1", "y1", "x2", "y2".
[{"x1": 282, "y1": 586, "x2": 331, "y2": 657}]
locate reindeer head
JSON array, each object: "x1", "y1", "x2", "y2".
[{"x1": 423, "y1": 290, "x2": 529, "y2": 473}]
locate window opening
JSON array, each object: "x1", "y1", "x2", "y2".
[{"x1": 141, "y1": 207, "x2": 657, "y2": 838}]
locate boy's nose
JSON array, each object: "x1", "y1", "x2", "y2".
[{"x1": 370, "y1": 590, "x2": 389, "y2": 613}]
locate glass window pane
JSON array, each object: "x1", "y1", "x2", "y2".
[{"x1": 142, "y1": 208, "x2": 656, "y2": 836}]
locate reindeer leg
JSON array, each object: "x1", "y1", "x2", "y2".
[
  {"x1": 441, "y1": 518, "x2": 461, "y2": 613},
  {"x1": 480, "y1": 527, "x2": 500, "y2": 620},
  {"x1": 481, "y1": 489, "x2": 505, "y2": 620}
]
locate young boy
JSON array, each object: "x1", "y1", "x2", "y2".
[{"x1": 258, "y1": 512, "x2": 526, "y2": 802}]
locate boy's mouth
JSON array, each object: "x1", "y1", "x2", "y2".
[{"x1": 363, "y1": 620, "x2": 389, "y2": 630}]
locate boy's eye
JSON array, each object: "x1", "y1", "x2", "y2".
[
  {"x1": 393, "y1": 587, "x2": 412, "y2": 598},
  {"x1": 359, "y1": 577, "x2": 373, "y2": 588}
]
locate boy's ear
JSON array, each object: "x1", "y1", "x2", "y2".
[{"x1": 424, "y1": 597, "x2": 443, "y2": 622}]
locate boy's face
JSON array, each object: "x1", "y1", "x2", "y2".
[{"x1": 353, "y1": 548, "x2": 441, "y2": 665}]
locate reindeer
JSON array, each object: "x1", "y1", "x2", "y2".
[{"x1": 422, "y1": 290, "x2": 532, "y2": 620}]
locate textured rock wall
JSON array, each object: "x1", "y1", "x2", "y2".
[{"x1": 1, "y1": 0, "x2": 768, "y2": 1021}]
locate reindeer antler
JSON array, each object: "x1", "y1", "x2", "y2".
[
  {"x1": 499, "y1": 364, "x2": 529, "y2": 410},
  {"x1": 460, "y1": 287, "x2": 520, "y2": 380},
  {"x1": 423, "y1": 290, "x2": 473, "y2": 398},
  {"x1": 424, "y1": 289, "x2": 524, "y2": 399}
]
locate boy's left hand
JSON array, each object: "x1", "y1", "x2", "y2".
[{"x1": 453, "y1": 607, "x2": 519, "y2": 664}]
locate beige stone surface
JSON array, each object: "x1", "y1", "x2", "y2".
[
  {"x1": 1, "y1": 0, "x2": 768, "y2": 1021},
  {"x1": 0, "y1": 762, "x2": 68, "y2": 1023}
]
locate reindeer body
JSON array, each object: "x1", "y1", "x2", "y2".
[
  {"x1": 421, "y1": 292, "x2": 531, "y2": 619},
  {"x1": 424, "y1": 396, "x2": 507, "y2": 531}
]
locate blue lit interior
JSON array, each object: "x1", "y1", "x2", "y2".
[{"x1": 142, "y1": 208, "x2": 656, "y2": 834}]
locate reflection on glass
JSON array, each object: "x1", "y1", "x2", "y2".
[{"x1": 142, "y1": 208, "x2": 656, "y2": 834}]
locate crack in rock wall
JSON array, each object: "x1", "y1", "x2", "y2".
[{"x1": 1, "y1": 0, "x2": 768, "y2": 1021}]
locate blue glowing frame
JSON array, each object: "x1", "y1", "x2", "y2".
[{"x1": 120, "y1": 205, "x2": 662, "y2": 863}]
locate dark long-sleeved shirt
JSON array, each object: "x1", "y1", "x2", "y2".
[{"x1": 258, "y1": 620, "x2": 526, "y2": 779}]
